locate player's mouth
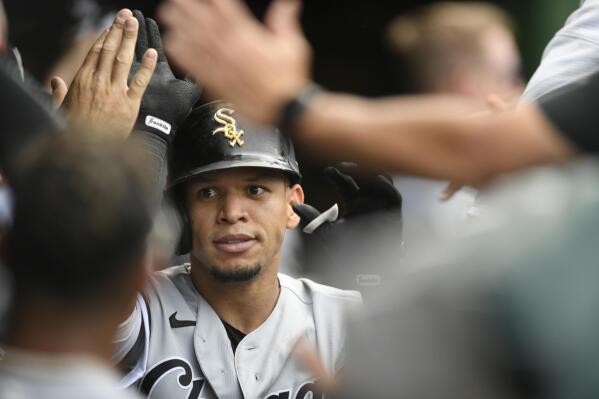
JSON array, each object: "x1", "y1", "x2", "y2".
[{"x1": 213, "y1": 234, "x2": 257, "y2": 254}]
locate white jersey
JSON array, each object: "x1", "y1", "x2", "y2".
[
  {"x1": 0, "y1": 349, "x2": 141, "y2": 399},
  {"x1": 117, "y1": 265, "x2": 362, "y2": 399}
]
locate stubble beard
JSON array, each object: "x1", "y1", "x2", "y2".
[{"x1": 208, "y1": 263, "x2": 263, "y2": 283}]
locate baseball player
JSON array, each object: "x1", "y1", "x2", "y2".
[{"x1": 116, "y1": 101, "x2": 362, "y2": 399}]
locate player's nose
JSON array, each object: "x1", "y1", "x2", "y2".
[{"x1": 217, "y1": 192, "x2": 249, "y2": 224}]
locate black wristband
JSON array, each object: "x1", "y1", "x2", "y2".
[{"x1": 278, "y1": 82, "x2": 322, "y2": 135}]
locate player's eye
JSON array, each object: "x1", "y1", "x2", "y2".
[
  {"x1": 198, "y1": 187, "x2": 217, "y2": 200},
  {"x1": 247, "y1": 185, "x2": 266, "y2": 197}
]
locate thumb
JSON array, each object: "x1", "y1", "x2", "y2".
[
  {"x1": 264, "y1": 0, "x2": 303, "y2": 38},
  {"x1": 50, "y1": 76, "x2": 68, "y2": 110},
  {"x1": 439, "y1": 181, "x2": 463, "y2": 201},
  {"x1": 486, "y1": 94, "x2": 511, "y2": 113}
]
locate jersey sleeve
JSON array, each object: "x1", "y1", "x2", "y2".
[
  {"x1": 538, "y1": 69, "x2": 599, "y2": 153},
  {"x1": 114, "y1": 294, "x2": 151, "y2": 388},
  {"x1": 523, "y1": 0, "x2": 599, "y2": 102}
]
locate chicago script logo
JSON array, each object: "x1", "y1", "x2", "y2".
[{"x1": 141, "y1": 358, "x2": 205, "y2": 398}]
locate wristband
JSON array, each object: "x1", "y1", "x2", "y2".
[{"x1": 278, "y1": 82, "x2": 322, "y2": 135}]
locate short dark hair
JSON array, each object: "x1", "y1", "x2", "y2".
[{"x1": 4, "y1": 132, "x2": 152, "y2": 304}]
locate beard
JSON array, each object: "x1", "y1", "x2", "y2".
[{"x1": 208, "y1": 263, "x2": 262, "y2": 283}]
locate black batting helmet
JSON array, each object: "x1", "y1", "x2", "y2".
[{"x1": 167, "y1": 101, "x2": 301, "y2": 254}]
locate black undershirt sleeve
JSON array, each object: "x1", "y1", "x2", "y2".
[{"x1": 538, "y1": 69, "x2": 599, "y2": 153}]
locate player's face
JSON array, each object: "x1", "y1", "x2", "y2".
[{"x1": 186, "y1": 167, "x2": 303, "y2": 283}]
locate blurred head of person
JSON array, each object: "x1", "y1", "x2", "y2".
[
  {"x1": 3, "y1": 132, "x2": 152, "y2": 342},
  {"x1": 387, "y1": 2, "x2": 523, "y2": 100}
]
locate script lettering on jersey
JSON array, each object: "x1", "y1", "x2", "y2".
[
  {"x1": 141, "y1": 357, "x2": 204, "y2": 399},
  {"x1": 265, "y1": 380, "x2": 323, "y2": 399},
  {"x1": 212, "y1": 108, "x2": 245, "y2": 147}
]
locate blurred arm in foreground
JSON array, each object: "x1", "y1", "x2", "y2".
[{"x1": 159, "y1": 0, "x2": 577, "y2": 189}]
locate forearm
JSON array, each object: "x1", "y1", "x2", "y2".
[
  {"x1": 130, "y1": 131, "x2": 168, "y2": 213},
  {"x1": 295, "y1": 92, "x2": 488, "y2": 181},
  {"x1": 294, "y1": 92, "x2": 574, "y2": 184}
]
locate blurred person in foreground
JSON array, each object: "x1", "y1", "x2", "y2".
[
  {"x1": 386, "y1": 2, "x2": 523, "y2": 241},
  {"x1": 0, "y1": 133, "x2": 152, "y2": 399},
  {"x1": 158, "y1": 0, "x2": 589, "y2": 190},
  {"x1": 0, "y1": 8, "x2": 190, "y2": 397},
  {"x1": 523, "y1": 0, "x2": 599, "y2": 102},
  {"x1": 336, "y1": 160, "x2": 599, "y2": 399}
]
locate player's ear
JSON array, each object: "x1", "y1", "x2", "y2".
[{"x1": 286, "y1": 183, "x2": 304, "y2": 229}]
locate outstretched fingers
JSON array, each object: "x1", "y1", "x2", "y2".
[
  {"x1": 133, "y1": 10, "x2": 149, "y2": 60},
  {"x1": 112, "y1": 16, "x2": 139, "y2": 84},
  {"x1": 50, "y1": 76, "x2": 68, "y2": 109},
  {"x1": 97, "y1": 9, "x2": 132, "y2": 80},
  {"x1": 80, "y1": 29, "x2": 109, "y2": 72},
  {"x1": 265, "y1": 0, "x2": 302, "y2": 37},
  {"x1": 146, "y1": 18, "x2": 167, "y2": 63},
  {"x1": 128, "y1": 49, "x2": 158, "y2": 101}
]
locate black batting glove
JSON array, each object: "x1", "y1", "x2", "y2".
[
  {"x1": 293, "y1": 163, "x2": 402, "y2": 235},
  {"x1": 324, "y1": 162, "x2": 402, "y2": 218},
  {"x1": 130, "y1": 10, "x2": 200, "y2": 143}
]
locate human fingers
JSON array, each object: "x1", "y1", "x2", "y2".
[
  {"x1": 265, "y1": 0, "x2": 303, "y2": 38},
  {"x1": 97, "y1": 9, "x2": 132, "y2": 79},
  {"x1": 204, "y1": 0, "x2": 253, "y2": 25},
  {"x1": 161, "y1": 0, "x2": 227, "y2": 41},
  {"x1": 292, "y1": 338, "x2": 336, "y2": 393},
  {"x1": 439, "y1": 181, "x2": 463, "y2": 201},
  {"x1": 50, "y1": 76, "x2": 68, "y2": 109},
  {"x1": 486, "y1": 94, "x2": 512, "y2": 112},
  {"x1": 79, "y1": 29, "x2": 109, "y2": 72},
  {"x1": 133, "y1": 10, "x2": 148, "y2": 61},
  {"x1": 146, "y1": 18, "x2": 167, "y2": 63},
  {"x1": 112, "y1": 17, "x2": 138, "y2": 84},
  {"x1": 128, "y1": 49, "x2": 157, "y2": 101}
]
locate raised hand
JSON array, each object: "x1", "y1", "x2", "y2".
[
  {"x1": 59, "y1": 9, "x2": 158, "y2": 137},
  {"x1": 159, "y1": 0, "x2": 310, "y2": 125},
  {"x1": 130, "y1": 10, "x2": 200, "y2": 143}
]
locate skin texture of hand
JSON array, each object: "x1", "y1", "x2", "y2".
[
  {"x1": 159, "y1": 0, "x2": 310, "y2": 125},
  {"x1": 56, "y1": 9, "x2": 158, "y2": 137},
  {"x1": 439, "y1": 94, "x2": 515, "y2": 200}
]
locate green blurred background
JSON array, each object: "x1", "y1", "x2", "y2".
[{"x1": 494, "y1": 0, "x2": 579, "y2": 78}]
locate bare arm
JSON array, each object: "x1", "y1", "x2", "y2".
[
  {"x1": 159, "y1": 0, "x2": 575, "y2": 187},
  {"x1": 295, "y1": 93, "x2": 486, "y2": 178},
  {"x1": 295, "y1": 92, "x2": 574, "y2": 185}
]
